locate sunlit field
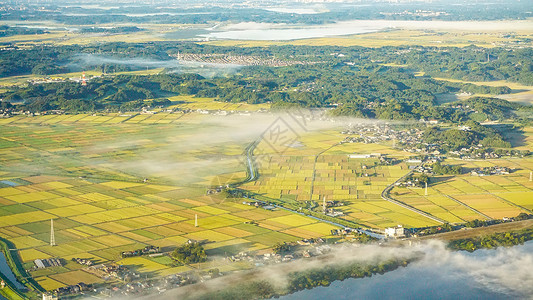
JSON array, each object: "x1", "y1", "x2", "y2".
[{"x1": 0, "y1": 113, "x2": 343, "y2": 291}]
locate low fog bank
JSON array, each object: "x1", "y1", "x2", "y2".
[
  {"x1": 92, "y1": 112, "x2": 391, "y2": 185},
  {"x1": 67, "y1": 53, "x2": 242, "y2": 78},
  {"x1": 114, "y1": 240, "x2": 533, "y2": 300}
]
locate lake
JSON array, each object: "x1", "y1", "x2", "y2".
[
  {"x1": 281, "y1": 241, "x2": 533, "y2": 300},
  {"x1": 197, "y1": 20, "x2": 533, "y2": 41}
]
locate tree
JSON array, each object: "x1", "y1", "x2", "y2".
[
  {"x1": 272, "y1": 242, "x2": 290, "y2": 254},
  {"x1": 171, "y1": 242, "x2": 207, "y2": 264}
]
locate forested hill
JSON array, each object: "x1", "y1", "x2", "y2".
[
  {"x1": 0, "y1": 43, "x2": 532, "y2": 124},
  {"x1": 1, "y1": 43, "x2": 532, "y2": 85}
]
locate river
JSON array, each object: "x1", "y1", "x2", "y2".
[
  {"x1": 281, "y1": 241, "x2": 533, "y2": 299},
  {"x1": 0, "y1": 251, "x2": 25, "y2": 291}
]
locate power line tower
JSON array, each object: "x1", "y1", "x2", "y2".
[{"x1": 50, "y1": 219, "x2": 56, "y2": 246}]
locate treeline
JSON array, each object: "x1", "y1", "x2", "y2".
[
  {"x1": 79, "y1": 26, "x2": 143, "y2": 34},
  {"x1": 2, "y1": 67, "x2": 530, "y2": 125},
  {"x1": 448, "y1": 227, "x2": 533, "y2": 252},
  {"x1": 2, "y1": 42, "x2": 532, "y2": 85},
  {"x1": 431, "y1": 162, "x2": 463, "y2": 175},
  {"x1": 465, "y1": 213, "x2": 533, "y2": 228},
  {"x1": 0, "y1": 25, "x2": 47, "y2": 37},
  {"x1": 449, "y1": 96, "x2": 529, "y2": 121},
  {"x1": 1, "y1": 74, "x2": 187, "y2": 111},
  {"x1": 192, "y1": 258, "x2": 412, "y2": 300},
  {"x1": 377, "y1": 46, "x2": 533, "y2": 86}
]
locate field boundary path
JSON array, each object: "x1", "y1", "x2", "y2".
[
  {"x1": 456, "y1": 178, "x2": 533, "y2": 214},
  {"x1": 444, "y1": 194, "x2": 493, "y2": 220},
  {"x1": 309, "y1": 143, "x2": 341, "y2": 201}
]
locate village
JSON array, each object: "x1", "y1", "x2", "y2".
[{"x1": 170, "y1": 53, "x2": 308, "y2": 67}]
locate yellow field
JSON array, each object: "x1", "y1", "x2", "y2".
[
  {"x1": 1, "y1": 111, "x2": 532, "y2": 291},
  {"x1": 0, "y1": 114, "x2": 352, "y2": 290}
]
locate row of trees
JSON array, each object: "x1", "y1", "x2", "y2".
[
  {"x1": 194, "y1": 258, "x2": 411, "y2": 300},
  {"x1": 448, "y1": 227, "x2": 533, "y2": 252},
  {"x1": 431, "y1": 162, "x2": 463, "y2": 175}
]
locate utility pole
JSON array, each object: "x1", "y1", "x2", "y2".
[
  {"x1": 195, "y1": 214, "x2": 198, "y2": 227},
  {"x1": 425, "y1": 182, "x2": 428, "y2": 196}
]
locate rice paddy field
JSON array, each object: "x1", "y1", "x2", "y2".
[
  {"x1": 391, "y1": 158, "x2": 533, "y2": 223},
  {"x1": 0, "y1": 113, "x2": 338, "y2": 291},
  {"x1": 1, "y1": 113, "x2": 532, "y2": 291},
  {"x1": 241, "y1": 130, "x2": 444, "y2": 229},
  {"x1": 241, "y1": 126, "x2": 533, "y2": 229}
]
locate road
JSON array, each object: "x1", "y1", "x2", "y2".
[{"x1": 381, "y1": 163, "x2": 446, "y2": 224}]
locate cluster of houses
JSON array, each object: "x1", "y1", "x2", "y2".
[
  {"x1": 100, "y1": 273, "x2": 194, "y2": 297},
  {"x1": 121, "y1": 245, "x2": 160, "y2": 258},
  {"x1": 72, "y1": 257, "x2": 94, "y2": 266},
  {"x1": 84, "y1": 264, "x2": 134, "y2": 281},
  {"x1": 324, "y1": 208, "x2": 344, "y2": 217},
  {"x1": 55, "y1": 282, "x2": 90, "y2": 296},
  {"x1": 242, "y1": 200, "x2": 276, "y2": 211},
  {"x1": 34, "y1": 258, "x2": 62, "y2": 269},
  {"x1": 229, "y1": 238, "x2": 329, "y2": 265},
  {"x1": 171, "y1": 53, "x2": 306, "y2": 67},
  {"x1": 341, "y1": 125, "x2": 424, "y2": 147},
  {"x1": 341, "y1": 125, "x2": 446, "y2": 155},
  {"x1": 449, "y1": 147, "x2": 526, "y2": 159},
  {"x1": 471, "y1": 166, "x2": 511, "y2": 176},
  {"x1": 396, "y1": 176, "x2": 426, "y2": 188}
]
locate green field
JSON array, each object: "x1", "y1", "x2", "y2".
[
  {"x1": 241, "y1": 127, "x2": 533, "y2": 229},
  {"x1": 1, "y1": 113, "x2": 532, "y2": 292},
  {"x1": 0, "y1": 113, "x2": 342, "y2": 291}
]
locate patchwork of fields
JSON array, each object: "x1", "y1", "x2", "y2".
[
  {"x1": 241, "y1": 128, "x2": 533, "y2": 229},
  {"x1": 1, "y1": 113, "x2": 532, "y2": 291},
  {"x1": 241, "y1": 130, "x2": 444, "y2": 229},
  {"x1": 392, "y1": 159, "x2": 533, "y2": 223},
  {"x1": 0, "y1": 113, "x2": 339, "y2": 291},
  {"x1": 0, "y1": 174, "x2": 338, "y2": 290}
]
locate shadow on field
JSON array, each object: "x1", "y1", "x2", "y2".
[
  {"x1": 429, "y1": 175, "x2": 456, "y2": 185},
  {"x1": 124, "y1": 264, "x2": 159, "y2": 279}
]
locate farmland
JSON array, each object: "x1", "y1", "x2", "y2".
[
  {"x1": 0, "y1": 113, "x2": 339, "y2": 292},
  {"x1": 0, "y1": 112, "x2": 532, "y2": 293},
  {"x1": 2, "y1": 20, "x2": 532, "y2": 49},
  {"x1": 391, "y1": 158, "x2": 533, "y2": 222},
  {"x1": 240, "y1": 123, "x2": 533, "y2": 229}
]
